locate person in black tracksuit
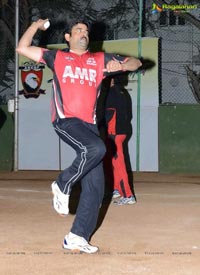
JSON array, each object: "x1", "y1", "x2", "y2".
[{"x1": 105, "y1": 75, "x2": 136, "y2": 205}]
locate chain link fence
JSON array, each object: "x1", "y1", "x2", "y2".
[
  {"x1": 145, "y1": 8, "x2": 200, "y2": 104},
  {"x1": 0, "y1": 0, "x2": 200, "y2": 104}
]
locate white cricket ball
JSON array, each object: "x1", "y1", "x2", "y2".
[{"x1": 44, "y1": 21, "x2": 50, "y2": 29}]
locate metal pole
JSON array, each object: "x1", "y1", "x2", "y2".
[
  {"x1": 136, "y1": 0, "x2": 143, "y2": 171},
  {"x1": 14, "y1": 0, "x2": 19, "y2": 171}
]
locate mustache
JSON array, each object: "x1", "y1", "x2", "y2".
[{"x1": 80, "y1": 36, "x2": 88, "y2": 40}]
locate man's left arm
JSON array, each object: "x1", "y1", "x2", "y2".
[
  {"x1": 104, "y1": 54, "x2": 142, "y2": 73},
  {"x1": 120, "y1": 56, "x2": 142, "y2": 72}
]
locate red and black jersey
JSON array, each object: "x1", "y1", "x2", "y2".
[{"x1": 39, "y1": 49, "x2": 128, "y2": 124}]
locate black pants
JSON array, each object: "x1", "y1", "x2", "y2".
[{"x1": 53, "y1": 118, "x2": 106, "y2": 241}]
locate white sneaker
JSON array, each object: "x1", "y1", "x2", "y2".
[
  {"x1": 112, "y1": 190, "x2": 121, "y2": 199},
  {"x1": 113, "y1": 196, "x2": 137, "y2": 205},
  {"x1": 63, "y1": 232, "x2": 99, "y2": 254},
  {"x1": 51, "y1": 181, "x2": 69, "y2": 216}
]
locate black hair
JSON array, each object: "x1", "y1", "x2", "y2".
[
  {"x1": 112, "y1": 73, "x2": 129, "y2": 87},
  {"x1": 64, "y1": 19, "x2": 90, "y2": 35}
]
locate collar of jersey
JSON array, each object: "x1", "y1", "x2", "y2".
[{"x1": 69, "y1": 49, "x2": 89, "y2": 55}]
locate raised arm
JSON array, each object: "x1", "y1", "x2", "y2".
[{"x1": 16, "y1": 19, "x2": 49, "y2": 62}]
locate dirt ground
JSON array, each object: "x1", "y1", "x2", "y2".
[{"x1": 0, "y1": 171, "x2": 200, "y2": 275}]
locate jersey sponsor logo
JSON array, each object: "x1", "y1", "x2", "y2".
[
  {"x1": 62, "y1": 66, "x2": 97, "y2": 86},
  {"x1": 19, "y1": 61, "x2": 46, "y2": 98},
  {"x1": 86, "y1": 57, "x2": 97, "y2": 66},
  {"x1": 65, "y1": 56, "x2": 74, "y2": 61}
]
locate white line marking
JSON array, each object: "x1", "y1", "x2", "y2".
[{"x1": 0, "y1": 187, "x2": 50, "y2": 194}]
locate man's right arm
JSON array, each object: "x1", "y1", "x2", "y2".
[{"x1": 16, "y1": 19, "x2": 49, "y2": 63}]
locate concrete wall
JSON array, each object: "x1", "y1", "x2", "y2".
[{"x1": 1, "y1": 104, "x2": 200, "y2": 173}]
